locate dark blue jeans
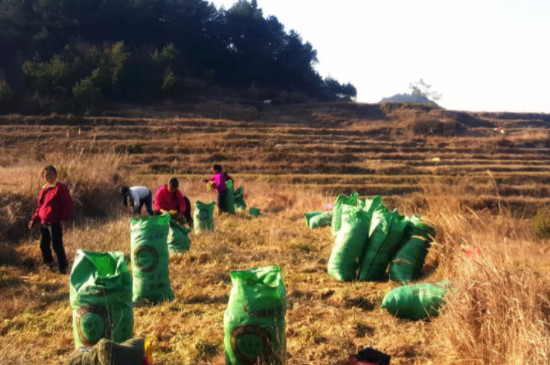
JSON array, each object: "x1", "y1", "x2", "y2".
[{"x1": 135, "y1": 190, "x2": 154, "y2": 215}]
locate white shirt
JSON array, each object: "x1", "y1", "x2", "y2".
[{"x1": 129, "y1": 186, "x2": 150, "y2": 206}]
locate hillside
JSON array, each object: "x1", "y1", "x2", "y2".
[{"x1": 1, "y1": 101, "x2": 549, "y2": 364}]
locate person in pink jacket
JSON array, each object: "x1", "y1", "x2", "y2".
[
  {"x1": 154, "y1": 177, "x2": 189, "y2": 224},
  {"x1": 203, "y1": 164, "x2": 229, "y2": 213},
  {"x1": 28, "y1": 165, "x2": 73, "y2": 274}
]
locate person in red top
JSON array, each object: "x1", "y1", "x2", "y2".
[
  {"x1": 154, "y1": 177, "x2": 191, "y2": 225},
  {"x1": 28, "y1": 165, "x2": 73, "y2": 274}
]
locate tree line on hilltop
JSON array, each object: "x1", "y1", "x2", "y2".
[{"x1": 0, "y1": 0, "x2": 357, "y2": 112}]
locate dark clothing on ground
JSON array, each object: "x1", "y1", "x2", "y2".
[
  {"x1": 40, "y1": 223, "x2": 68, "y2": 273},
  {"x1": 217, "y1": 189, "x2": 227, "y2": 212}
]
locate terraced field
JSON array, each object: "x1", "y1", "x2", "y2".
[
  {"x1": 1, "y1": 101, "x2": 550, "y2": 364},
  {"x1": 2, "y1": 102, "x2": 549, "y2": 214}
]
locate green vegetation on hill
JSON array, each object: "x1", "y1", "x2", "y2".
[{"x1": 0, "y1": 0, "x2": 356, "y2": 113}]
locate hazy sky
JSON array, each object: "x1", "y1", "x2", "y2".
[{"x1": 210, "y1": 0, "x2": 550, "y2": 113}]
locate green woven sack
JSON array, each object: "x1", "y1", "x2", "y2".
[
  {"x1": 406, "y1": 215, "x2": 436, "y2": 241},
  {"x1": 234, "y1": 187, "x2": 246, "y2": 210},
  {"x1": 224, "y1": 266, "x2": 286, "y2": 365},
  {"x1": 305, "y1": 211, "x2": 332, "y2": 229},
  {"x1": 381, "y1": 281, "x2": 451, "y2": 320},
  {"x1": 225, "y1": 180, "x2": 236, "y2": 214},
  {"x1": 331, "y1": 192, "x2": 359, "y2": 236},
  {"x1": 358, "y1": 208, "x2": 408, "y2": 281},
  {"x1": 167, "y1": 220, "x2": 191, "y2": 252},
  {"x1": 70, "y1": 250, "x2": 133, "y2": 348},
  {"x1": 193, "y1": 200, "x2": 215, "y2": 232},
  {"x1": 327, "y1": 204, "x2": 370, "y2": 281},
  {"x1": 389, "y1": 236, "x2": 430, "y2": 283},
  {"x1": 130, "y1": 213, "x2": 174, "y2": 304}
]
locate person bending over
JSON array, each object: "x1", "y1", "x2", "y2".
[{"x1": 120, "y1": 186, "x2": 154, "y2": 215}]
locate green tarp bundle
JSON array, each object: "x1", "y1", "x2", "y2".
[
  {"x1": 70, "y1": 250, "x2": 133, "y2": 348},
  {"x1": 167, "y1": 220, "x2": 191, "y2": 252},
  {"x1": 193, "y1": 200, "x2": 215, "y2": 232},
  {"x1": 224, "y1": 266, "x2": 286, "y2": 365},
  {"x1": 327, "y1": 204, "x2": 371, "y2": 281},
  {"x1": 304, "y1": 211, "x2": 333, "y2": 229},
  {"x1": 358, "y1": 208, "x2": 408, "y2": 281},
  {"x1": 130, "y1": 213, "x2": 174, "y2": 304},
  {"x1": 381, "y1": 281, "x2": 451, "y2": 320},
  {"x1": 389, "y1": 216, "x2": 436, "y2": 283},
  {"x1": 331, "y1": 192, "x2": 359, "y2": 236},
  {"x1": 234, "y1": 187, "x2": 246, "y2": 210},
  {"x1": 225, "y1": 180, "x2": 236, "y2": 214}
]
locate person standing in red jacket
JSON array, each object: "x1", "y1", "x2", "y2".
[{"x1": 28, "y1": 165, "x2": 73, "y2": 274}]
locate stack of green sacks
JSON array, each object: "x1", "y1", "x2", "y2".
[
  {"x1": 381, "y1": 281, "x2": 451, "y2": 319},
  {"x1": 167, "y1": 219, "x2": 191, "y2": 252},
  {"x1": 193, "y1": 201, "x2": 216, "y2": 232},
  {"x1": 225, "y1": 180, "x2": 236, "y2": 214},
  {"x1": 233, "y1": 187, "x2": 246, "y2": 210},
  {"x1": 304, "y1": 210, "x2": 332, "y2": 229},
  {"x1": 130, "y1": 213, "x2": 174, "y2": 304},
  {"x1": 389, "y1": 215, "x2": 436, "y2": 283},
  {"x1": 326, "y1": 193, "x2": 434, "y2": 282},
  {"x1": 224, "y1": 266, "x2": 286, "y2": 365},
  {"x1": 70, "y1": 250, "x2": 133, "y2": 348}
]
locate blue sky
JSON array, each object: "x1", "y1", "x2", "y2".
[{"x1": 210, "y1": 0, "x2": 550, "y2": 113}]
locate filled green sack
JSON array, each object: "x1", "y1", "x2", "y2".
[
  {"x1": 193, "y1": 200, "x2": 215, "y2": 232},
  {"x1": 389, "y1": 236, "x2": 431, "y2": 283},
  {"x1": 167, "y1": 220, "x2": 191, "y2": 252},
  {"x1": 406, "y1": 215, "x2": 436, "y2": 241},
  {"x1": 130, "y1": 213, "x2": 174, "y2": 304},
  {"x1": 381, "y1": 281, "x2": 451, "y2": 320},
  {"x1": 70, "y1": 250, "x2": 133, "y2": 348},
  {"x1": 327, "y1": 204, "x2": 371, "y2": 281},
  {"x1": 331, "y1": 192, "x2": 359, "y2": 236},
  {"x1": 305, "y1": 211, "x2": 332, "y2": 229},
  {"x1": 224, "y1": 266, "x2": 286, "y2": 365},
  {"x1": 358, "y1": 208, "x2": 408, "y2": 281},
  {"x1": 234, "y1": 187, "x2": 246, "y2": 210},
  {"x1": 225, "y1": 180, "x2": 236, "y2": 214}
]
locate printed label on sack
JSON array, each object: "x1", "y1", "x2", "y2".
[
  {"x1": 76, "y1": 305, "x2": 110, "y2": 346},
  {"x1": 230, "y1": 325, "x2": 273, "y2": 365},
  {"x1": 134, "y1": 245, "x2": 159, "y2": 272}
]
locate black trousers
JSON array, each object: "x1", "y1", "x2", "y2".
[
  {"x1": 40, "y1": 223, "x2": 68, "y2": 271},
  {"x1": 217, "y1": 190, "x2": 227, "y2": 212}
]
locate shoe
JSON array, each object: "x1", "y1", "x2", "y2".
[{"x1": 59, "y1": 267, "x2": 68, "y2": 274}]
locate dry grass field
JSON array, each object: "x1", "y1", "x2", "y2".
[{"x1": 1, "y1": 101, "x2": 549, "y2": 364}]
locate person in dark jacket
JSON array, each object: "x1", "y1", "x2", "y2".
[{"x1": 28, "y1": 165, "x2": 73, "y2": 274}]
